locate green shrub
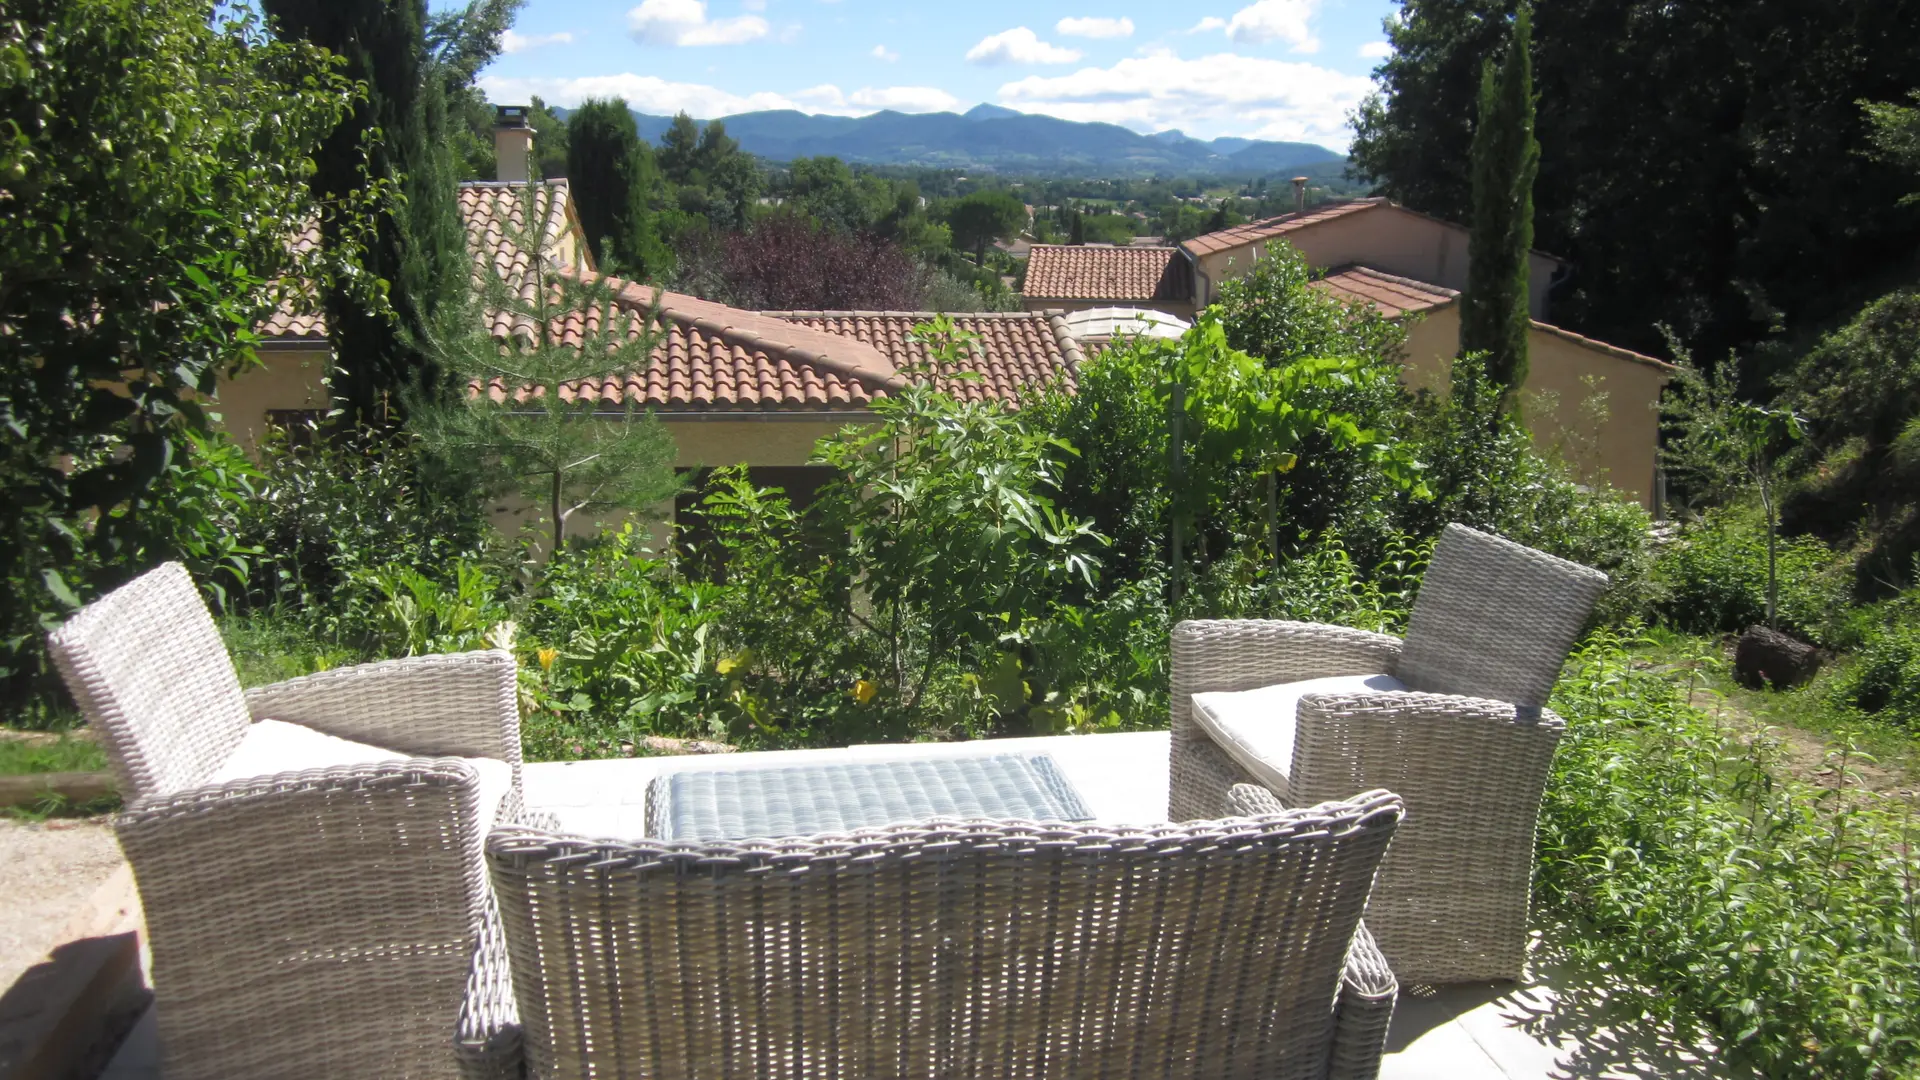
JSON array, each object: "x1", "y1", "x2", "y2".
[
  {"x1": 1401, "y1": 352, "x2": 1660, "y2": 623},
  {"x1": 1831, "y1": 585, "x2": 1920, "y2": 728},
  {"x1": 232, "y1": 426, "x2": 497, "y2": 627},
  {"x1": 1656, "y1": 505, "x2": 1852, "y2": 643},
  {"x1": 1543, "y1": 630, "x2": 1920, "y2": 1077}
]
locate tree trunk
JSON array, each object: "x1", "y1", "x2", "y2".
[{"x1": 550, "y1": 470, "x2": 565, "y2": 560}]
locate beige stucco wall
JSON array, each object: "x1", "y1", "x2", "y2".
[
  {"x1": 1393, "y1": 305, "x2": 1667, "y2": 507},
  {"x1": 488, "y1": 415, "x2": 869, "y2": 556},
  {"x1": 1190, "y1": 208, "x2": 1558, "y2": 319},
  {"x1": 212, "y1": 346, "x2": 333, "y2": 452}
]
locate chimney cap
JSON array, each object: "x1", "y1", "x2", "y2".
[
  {"x1": 1290, "y1": 176, "x2": 1309, "y2": 185},
  {"x1": 495, "y1": 104, "x2": 533, "y2": 130}
]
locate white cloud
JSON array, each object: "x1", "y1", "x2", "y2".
[
  {"x1": 1358, "y1": 40, "x2": 1392, "y2": 59},
  {"x1": 850, "y1": 85, "x2": 960, "y2": 112},
  {"x1": 871, "y1": 43, "x2": 899, "y2": 62},
  {"x1": 499, "y1": 29, "x2": 574, "y2": 54},
  {"x1": 1186, "y1": 16, "x2": 1227, "y2": 33},
  {"x1": 995, "y1": 50, "x2": 1371, "y2": 148},
  {"x1": 965, "y1": 27, "x2": 1082, "y2": 65},
  {"x1": 481, "y1": 74, "x2": 957, "y2": 119},
  {"x1": 627, "y1": 0, "x2": 769, "y2": 46},
  {"x1": 1225, "y1": 0, "x2": 1321, "y2": 52},
  {"x1": 1056, "y1": 16, "x2": 1135, "y2": 39},
  {"x1": 483, "y1": 73, "x2": 802, "y2": 117},
  {"x1": 742, "y1": 0, "x2": 766, "y2": 9}
]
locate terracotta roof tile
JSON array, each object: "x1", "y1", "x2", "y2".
[
  {"x1": 1180, "y1": 199, "x2": 1388, "y2": 257},
  {"x1": 1024, "y1": 245, "x2": 1189, "y2": 303},
  {"x1": 1527, "y1": 320, "x2": 1675, "y2": 372},
  {"x1": 268, "y1": 181, "x2": 1085, "y2": 410},
  {"x1": 265, "y1": 181, "x2": 577, "y2": 345},
  {"x1": 766, "y1": 310, "x2": 1083, "y2": 408},
  {"x1": 1309, "y1": 265, "x2": 1458, "y2": 318}
]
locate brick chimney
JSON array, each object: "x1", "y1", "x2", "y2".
[
  {"x1": 1291, "y1": 176, "x2": 1308, "y2": 214},
  {"x1": 494, "y1": 105, "x2": 534, "y2": 183}
]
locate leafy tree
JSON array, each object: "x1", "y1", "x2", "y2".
[
  {"x1": 1458, "y1": 4, "x2": 1539, "y2": 397},
  {"x1": 1779, "y1": 289, "x2": 1920, "y2": 591},
  {"x1": 810, "y1": 319, "x2": 1104, "y2": 708},
  {"x1": 1351, "y1": 0, "x2": 1920, "y2": 364},
  {"x1": 658, "y1": 112, "x2": 702, "y2": 185},
  {"x1": 1663, "y1": 352, "x2": 1805, "y2": 627},
  {"x1": 526, "y1": 97, "x2": 570, "y2": 180},
  {"x1": 264, "y1": 0, "x2": 471, "y2": 423},
  {"x1": 1069, "y1": 212, "x2": 1086, "y2": 245},
  {"x1": 416, "y1": 188, "x2": 680, "y2": 559},
  {"x1": 945, "y1": 190, "x2": 1028, "y2": 266},
  {"x1": 719, "y1": 213, "x2": 930, "y2": 310},
  {"x1": 783, "y1": 156, "x2": 889, "y2": 233},
  {"x1": 428, "y1": 0, "x2": 525, "y2": 181},
  {"x1": 0, "y1": 0, "x2": 365, "y2": 712},
  {"x1": 1862, "y1": 91, "x2": 1920, "y2": 199},
  {"x1": 567, "y1": 97, "x2": 671, "y2": 279},
  {"x1": 657, "y1": 114, "x2": 760, "y2": 231}
]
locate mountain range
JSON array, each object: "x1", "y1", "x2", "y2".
[{"x1": 595, "y1": 103, "x2": 1343, "y2": 177}]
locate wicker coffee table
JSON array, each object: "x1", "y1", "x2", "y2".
[{"x1": 646, "y1": 752, "x2": 1093, "y2": 840}]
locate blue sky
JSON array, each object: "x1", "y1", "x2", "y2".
[{"x1": 471, "y1": 0, "x2": 1400, "y2": 151}]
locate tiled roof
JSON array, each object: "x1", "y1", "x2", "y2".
[
  {"x1": 766, "y1": 310, "x2": 1084, "y2": 408},
  {"x1": 1180, "y1": 199, "x2": 1388, "y2": 257},
  {"x1": 485, "y1": 281, "x2": 903, "y2": 412},
  {"x1": 1309, "y1": 265, "x2": 1458, "y2": 317},
  {"x1": 264, "y1": 181, "x2": 578, "y2": 345},
  {"x1": 486, "y1": 283, "x2": 1081, "y2": 412},
  {"x1": 460, "y1": 181, "x2": 576, "y2": 286},
  {"x1": 1024, "y1": 245, "x2": 1189, "y2": 303},
  {"x1": 1528, "y1": 320, "x2": 1675, "y2": 372},
  {"x1": 269, "y1": 180, "x2": 1085, "y2": 410}
]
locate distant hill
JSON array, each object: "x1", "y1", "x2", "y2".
[{"x1": 604, "y1": 103, "x2": 1342, "y2": 177}]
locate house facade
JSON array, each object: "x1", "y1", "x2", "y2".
[
  {"x1": 225, "y1": 177, "x2": 1083, "y2": 547},
  {"x1": 1020, "y1": 199, "x2": 1673, "y2": 507}
]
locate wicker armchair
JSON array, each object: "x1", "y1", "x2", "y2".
[
  {"x1": 1169, "y1": 524, "x2": 1608, "y2": 984},
  {"x1": 489, "y1": 791, "x2": 1407, "y2": 1080},
  {"x1": 48, "y1": 562, "x2": 526, "y2": 1079}
]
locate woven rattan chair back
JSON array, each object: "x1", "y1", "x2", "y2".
[
  {"x1": 490, "y1": 793, "x2": 1404, "y2": 1080},
  {"x1": 48, "y1": 561, "x2": 251, "y2": 800},
  {"x1": 1395, "y1": 524, "x2": 1609, "y2": 708}
]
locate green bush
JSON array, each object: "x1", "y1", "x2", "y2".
[
  {"x1": 232, "y1": 426, "x2": 497, "y2": 629},
  {"x1": 1655, "y1": 505, "x2": 1852, "y2": 643},
  {"x1": 1543, "y1": 630, "x2": 1920, "y2": 1078},
  {"x1": 1401, "y1": 352, "x2": 1660, "y2": 624},
  {"x1": 1831, "y1": 585, "x2": 1920, "y2": 728}
]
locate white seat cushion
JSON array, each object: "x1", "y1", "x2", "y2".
[
  {"x1": 1192, "y1": 674, "x2": 1407, "y2": 799},
  {"x1": 209, "y1": 719, "x2": 514, "y2": 835}
]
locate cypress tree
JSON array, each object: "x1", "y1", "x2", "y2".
[
  {"x1": 567, "y1": 98, "x2": 672, "y2": 280},
  {"x1": 1459, "y1": 3, "x2": 1540, "y2": 401},
  {"x1": 263, "y1": 0, "x2": 470, "y2": 424}
]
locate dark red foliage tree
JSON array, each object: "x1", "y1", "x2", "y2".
[{"x1": 720, "y1": 213, "x2": 930, "y2": 311}]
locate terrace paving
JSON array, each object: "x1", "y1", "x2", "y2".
[{"x1": 100, "y1": 731, "x2": 1736, "y2": 1078}]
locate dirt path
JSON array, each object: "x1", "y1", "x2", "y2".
[{"x1": 0, "y1": 817, "x2": 125, "y2": 994}]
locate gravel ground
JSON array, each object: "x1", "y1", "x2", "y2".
[{"x1": 0, "y1": 817, "x2": 124, "y2": 995}]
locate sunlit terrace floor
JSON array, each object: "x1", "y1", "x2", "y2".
[{"x1": 101, "y1": 731, "x2": 1734, "y2": 1079}]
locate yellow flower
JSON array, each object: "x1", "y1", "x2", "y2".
[
  {"x1": 535, "y1": 647, "x2": 558, "y2": 672},
  {"x1": 852, "y1": 679, "x2": 878, "y2": 705}
]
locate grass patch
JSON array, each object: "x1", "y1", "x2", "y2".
[
  {"x1": 1545, "y1": 628, "x2": 1920, "y2": 1078},
  {"x1": 0, "y1": 734, "x2": 108, "y2": 776},
  {"x1": 219, "y1": 613, "x2": 362, "y2": 688}
]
